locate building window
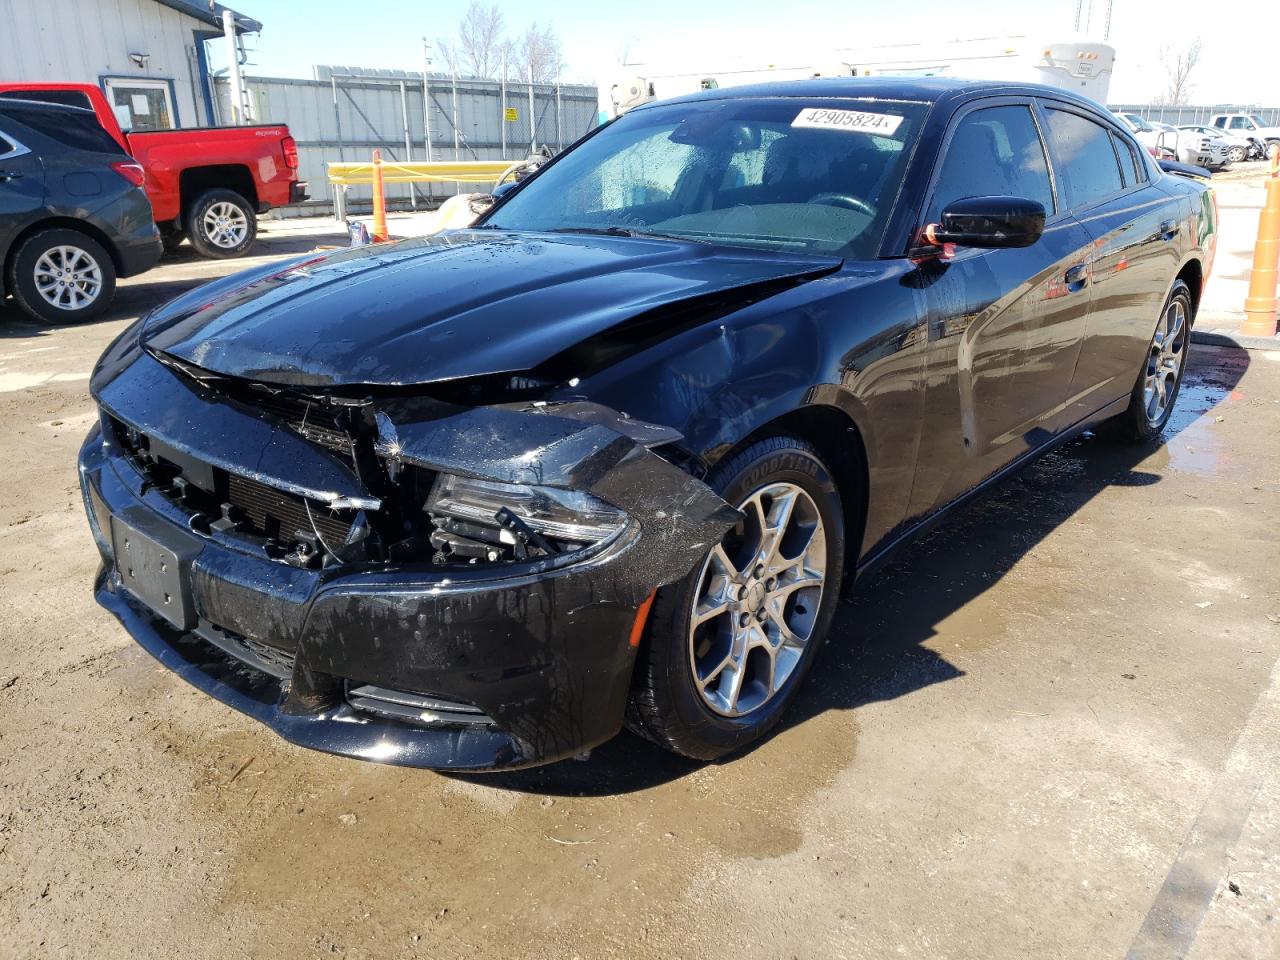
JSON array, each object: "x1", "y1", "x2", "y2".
[{"x1": 103, "y1": 78, "x2": 175, "y2": 131}]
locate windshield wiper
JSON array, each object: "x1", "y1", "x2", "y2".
[{"x1": 546, "y1": 226, "x2": 706, "y2": 243}]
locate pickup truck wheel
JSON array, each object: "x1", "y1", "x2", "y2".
[
  {"x1": 186, "y1": 189, "x2": 256, "y2": 259},
  {"x1": 7, "y1": 229, "x2": 116, "y2": 325},
  {"x1": 1227, "y1": 145, "x2": 1246, "y2": 163},
  {"x1": 626, "y1": 437, "x2": 846, "y2": 760}
]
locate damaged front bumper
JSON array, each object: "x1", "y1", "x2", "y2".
[{"x1": 80, "y1": 351, "x2": 736, "y2": 770}]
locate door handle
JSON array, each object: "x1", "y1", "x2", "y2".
[
  {"x1": 1064, "y1": 263, "x2": 1089, "y2": 290},
  {"x1": 1158, "y1": 219, "x2": 1179, "y2": 240},
  {"x1": 0, "y1": 170, "x2": 22, "y2": 182}
]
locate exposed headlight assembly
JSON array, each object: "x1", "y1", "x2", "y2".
[{"x1": 425, "y1": 474, "x2": 627, "y2": 564}]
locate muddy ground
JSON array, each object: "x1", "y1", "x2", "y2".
[{"x1": 1, "y1": 221, "x2": 1279, "y2": 960}]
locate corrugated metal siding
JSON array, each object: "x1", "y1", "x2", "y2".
[
  {"x1": 0, "y1": 0, "x2": 212, "y2": 125},
  {"x1": 213, "y1": 74, "x2": 599, "y2": 211}
]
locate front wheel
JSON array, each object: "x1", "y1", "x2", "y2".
[
  {"x1": 627, "y1": 436, "x2": 847, "y2": 760},
  {"x1": 1227, "y1": 145, "x2": 1247, "y2": 163},
  {"x1": 185, "y1": 188, "x2": 257, "y2": 259},
  {"x1": 1106, "y1": 279, "x2": 1191, "y2": 442},
  {"x1": 7, "y1": 228, "x2": 116, "y2": 324}
]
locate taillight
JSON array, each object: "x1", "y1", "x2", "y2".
[
  {"x1": 282, "y1": 135, "x2": 299, "y2": 170},
  {"x1": 111, "y1": 160, "x2": 145, "y2": 187}
]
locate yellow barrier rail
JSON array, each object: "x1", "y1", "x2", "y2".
[{"x1": 327, "y1": 159, "x2": 514, "y2": 186}]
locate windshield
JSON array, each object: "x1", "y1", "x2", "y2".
[{"x1": 485, "y1": 97, "x2": 928, "y2": 258}]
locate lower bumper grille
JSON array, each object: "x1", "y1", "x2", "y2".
[
  {"x1": 346, "y1": 684, "x2": 492, "y2": 727},
  {"x1": 197, "y1": 621, "x2": 296, "y2": 679}
]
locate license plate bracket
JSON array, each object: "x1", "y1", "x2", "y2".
[{"x1": 110, "y1": 513, "x2": 198, "y2": 630}]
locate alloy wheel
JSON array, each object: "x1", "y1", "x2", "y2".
[
  {"x1": 33, "y1": 245, "x2": 103, "y2": 311},
  {"x1": 688, "y1": 482, "x2": 826, "y2": 718},
  {"x1": 1228, "y1": 145, "x2": 1246, "y2": 163},
  {"x1": 1144, "y1": 296, "x2": 1187, "y2": 425},
  {"x1": 202, "y1": 201, "x2": 249, "y2": 249}
]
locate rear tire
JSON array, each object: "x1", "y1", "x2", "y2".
[
  {"x1": 626, "y1": 436, "x2": 847, "y2": 760},
  {"x1": 185, "y1": 188, "x2": 256, "y2": 259},
  {"x1": 1106, "y1": 279, "x2": 1192, "y2": 443},
  {"x1": 7, "y1": 228, "x2": 116, "y2": 325}
]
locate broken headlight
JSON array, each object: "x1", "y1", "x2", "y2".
[{"x1": 425, "y1": 474, "x2": 626, "y2": 564}]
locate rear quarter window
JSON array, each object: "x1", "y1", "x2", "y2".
[
  {"x1": 0, "y1": 104, "x2": 122, "y2": 155},
  {"x1": 0, "y1": 89, "x2": 94, "y2": 110}
]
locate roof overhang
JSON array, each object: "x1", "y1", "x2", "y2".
[{"x1": 153, "y1": 0, "x2": 263, "y2": 34}]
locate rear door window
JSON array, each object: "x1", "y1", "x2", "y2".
[
  {"x1": 1043, "y1": 108, "x2": 1124, "y2": 210},
  {"x1": 0, "y1": 104, "x2": 123, "y2": 155},
  {"x1": 930, "y1": 104, "x2": 1055, "y2": 219}
]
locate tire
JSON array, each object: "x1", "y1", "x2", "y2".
[
  {"x1": 7, "y1": 228, "x2": 116, "y2": 325},
  {"x1": 161, "y1": 230, "x2": 186, "y2": 254},
  {"x1": 1106, "y1": 279, "x2": 1192, "y2": 443},
  {"x1": 1227, "y1": 145, "x2": 1247, "y2": 163},
  {"x1": 185, "y1": 188, "x2": 257, "y2": 259},
  {"x1": 626, "y1": 436, "x2": 847, "y2": 760}
]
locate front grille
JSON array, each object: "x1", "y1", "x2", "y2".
[
  {"x1": 227, "y1": 472, "x2": 353, "y2": 545},
  {"x1": 109, "y1": 415, "x2": 357, "y2": 556},
  {"x1": 241, "y1": 390, "x2": 353, "y2": 455}
]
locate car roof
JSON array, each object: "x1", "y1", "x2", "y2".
[{"x1": 644, "y1": 76, "x2": 1109, "y2": 113}]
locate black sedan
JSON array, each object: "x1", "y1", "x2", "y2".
[
  {"x1": 79, "y1": 78, "x2": 1215, "y2": 770},
  {"x1": 1, "y1": 99, "x2": 161, "y2": 323}
]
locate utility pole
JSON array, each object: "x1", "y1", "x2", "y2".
[
  {"x1": 527, "y1": 63, "x2": 536, "y2": 154},
  {"x1": 222, "y1": 9, "x2": 245, "y2": 124},
  {"x1": 421, "y1": 39, "x2": 434, "y2": 164}
]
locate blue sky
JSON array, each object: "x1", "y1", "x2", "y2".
[{"x1": 219, "y1": 0, "x2": 1279, "y2": 104}]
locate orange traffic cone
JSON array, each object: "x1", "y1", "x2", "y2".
[
  {"x1": 370, "y1": 149, "x2": 389, "y2": 243},
  {"x1": 1242, "y1": 144, "x2": 1280, "y2": 338}
]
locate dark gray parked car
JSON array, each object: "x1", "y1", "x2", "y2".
[{"x1": 0, "y1": 99, "x2": 161, "y2": 323}]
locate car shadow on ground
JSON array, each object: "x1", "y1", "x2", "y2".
[{"x1": 459, "y1": 346, "x2": 1251, "y2": 796}]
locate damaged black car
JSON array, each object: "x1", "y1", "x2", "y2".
[{"x1": 80, "y1": 78, "x2": 1215, "y2": 769}]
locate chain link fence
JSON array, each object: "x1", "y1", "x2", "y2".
[{"x1": 1108, "y1": 103, "x2": 1280, "y2": 127}]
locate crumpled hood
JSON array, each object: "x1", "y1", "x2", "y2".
[{"x1": 141, "y1": 230, "x2": 840, "y2": 388}]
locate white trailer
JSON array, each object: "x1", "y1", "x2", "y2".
[{"x1": 604, "y1": 37, "x2": 1115, "y2": 119}]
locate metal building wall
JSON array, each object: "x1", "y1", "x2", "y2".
[
  {"x1": 0, "y1": 0, "x2": 212, "y2": 126},
  {"x1": 213, "y1": 74, "x2": 599, "y2": 214}
]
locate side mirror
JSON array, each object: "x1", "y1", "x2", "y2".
[{"x1": 927, "y1": 196, "x2": 1046, "y2": 249}]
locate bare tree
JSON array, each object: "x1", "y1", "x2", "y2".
[
  {"x1": 435, "y1": 1, "x2": 505, "y2": 78},
  {"x1": 458, "y1": 1, "x2": 506, "y2": 78},
  {"x1": 1155, "y1": 39, "x2": 1203, "y2": 106},
  {"x1": 515, "y1": 22, "x2": 564, "y2": 83}
]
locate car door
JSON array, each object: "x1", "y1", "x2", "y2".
[
  {"x1": 1038, "y1": 102, "x2": 1180, "y2": 419},
  {"x1": 0, "y1": 125, "x2": 45, "y2": 258},
  {"x1": 906, "y1": 98, "x2": 1096, "y2": 518}
]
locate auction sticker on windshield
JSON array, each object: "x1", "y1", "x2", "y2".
[{"x1": 792, "y1": 108, "x2": 903, "y2": 135}]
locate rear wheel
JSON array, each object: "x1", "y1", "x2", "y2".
[
  {"x1": 1107, "y1": 279, "x2": 1191, "y2": 442},
  {"x1": 627, "y1": 436, "x2": 847, "y2": 760},
  {"x1": 185, "y1": 188, "x2": 256, "y2": 259},
  {"x1": 7, "y1": 228, "x2": 116, "y2": 324}
]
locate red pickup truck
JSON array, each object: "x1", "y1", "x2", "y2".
[{"x1": 0, "y1": 82, "x2": 308, "y2": 259}]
